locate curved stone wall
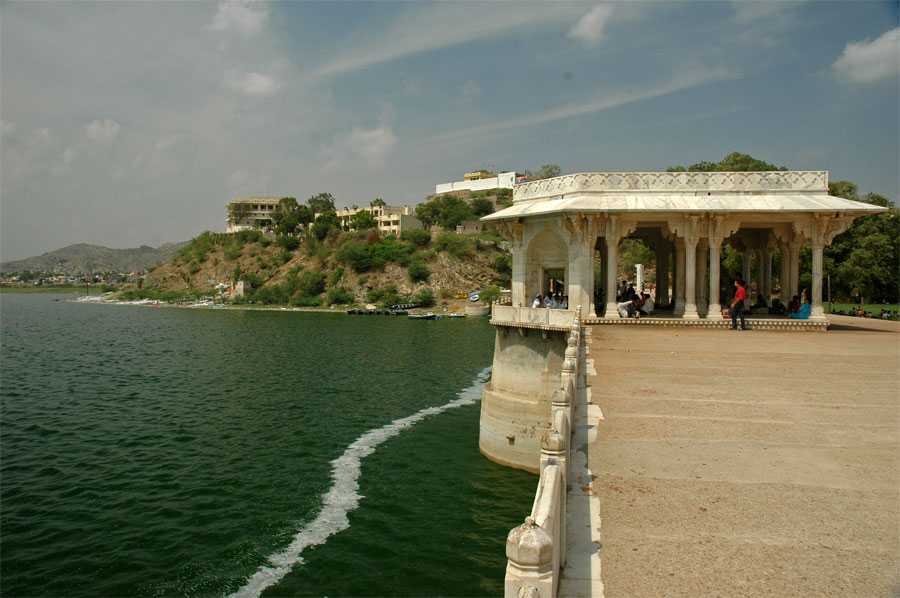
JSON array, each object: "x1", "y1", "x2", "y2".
[{"x1": 480, "y1": 326, "x2": 567, "y2": 473}]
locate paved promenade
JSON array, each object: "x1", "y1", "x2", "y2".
[{"x1": 588, "y1": 319, "x2": 899, "y2": 597}]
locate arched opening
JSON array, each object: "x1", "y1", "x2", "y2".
[{"x1": 525, "y1": 227, "x2": 568, "y2": 307}]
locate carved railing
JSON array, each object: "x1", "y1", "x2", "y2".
[
  {"x1": 505, "y1": 310, "x2": 585, "y2": 598},
  {"x1": 513, "y1": 171, "x2": 829, "y2": 202},
  {"x1": 491, "y1": 305, "x2": 576, "y2": 330}
]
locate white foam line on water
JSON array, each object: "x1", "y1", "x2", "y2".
[{"x1": 228, "y1": 366, "x2": 492, "y2": 598}]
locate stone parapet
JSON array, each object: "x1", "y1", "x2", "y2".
[
  {"x1": 584, "y1": 316, "x2": 828, "y2": 332},
  {"x1": 513, "y1": 171, "x2": 828, "y2": 202}
]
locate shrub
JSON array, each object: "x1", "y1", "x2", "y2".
[
  {"x1": 329, "y1": 267, "x2": 344, "y2": 286},
  {"x1": 278, "y1": 250, "x2": 292, "y2": 265},
  {"x1": 407, "y1": 259, "x2": 431, "y2": 283},
  {"x1": 434, "y1": 233, "x2": 474, "y2": 259},
  {"x1": 260, "y1": 236, "x2": 272, "y2": 248},
  {"x1": 439, "y1": 288, "x2": 455, "y2": 299},
  {"x1": 367, "y1": 284, "x2": 401, "y2": 308},
  {"x1": 277, "y1": 235, "x2": 300, "y2": 251},
  {"x1": 401, "y1": 228, "x2": 431, "y2": 247},
  {"x1": 223, "y1": 244, "x2": 242, "y2": 261},
  {"x1": 479, "y1": 285, "x2": 501, "y2": 304},
  {"x1": 414, "y1": 288, "x2": 435, "y2": 307},
  {"x1": 290, "y1": 295, "x2": 321, "y2": 307},
  {"x1": 336, "y1": 240, "x2": 373, "y2": 272},
  {"x1": 297, "y1": 270, "x2": 326, "y2": 297},
  {"x1": 188, "y1": 261, "x2": 201, "y2": 275},
  {"x1": 493, "y1": 254, "x2": 511, "y2": 276},
  {"x1": 325, "y1": 287, "x2": 354, "y2": 305}
]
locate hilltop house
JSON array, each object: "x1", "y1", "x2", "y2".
[
  {"x1": 225, "y1": 197, "x2": 281, "y2": 233},
  {"x1": 335, "y1": 204, "x2": 422, "y2": 236}
]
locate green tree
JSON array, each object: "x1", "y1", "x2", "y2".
[
  {"x1": 370, "y1": 197, "x2": 386, "y2": 207},
  {"x1": 350, "y1": 210, "x2": 378, "y2": 230},
  {"x1": 528, "y1": 164, "x2": 561, "y2": 180},
  {"x1": 307, "y1": 192, "x2": 336, "y2": 215},
  {"x1": 415, "y1": 195, "x2": 474, "y2": 230},
  {"x1": 471, "y1": 197, "x2": 495, "y2": 217},
  {"x1": 312, "y1": 210, "x2": 339, "y2": 240},
  {"x1": 667, "y1": 152, "x2": 786, "y2": 172},
  {"x1": 407, "y1": 259, "x2": 431, "y2": 283},
  {"x1": 271, "y1": 197, "x2": 300, "y2": 236},
  {"x1": 227, "y1": 202, "x2": 251, "y2": 226}
]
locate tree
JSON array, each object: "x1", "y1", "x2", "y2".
[
  {"x1": 667, "y1": 152, "x2": 786, "y2": 172},
  {"x1": 415, "y1": 195, "x2": 475, "y2": 230},
  {"x1": 307, "y1": 192, "x2": 336, "y2": 215},
  {"x1": 312, "y1": 210, "x2": 339, "y2": 240},
  {"x1": 271, "y1": 197, "x2": 300, "y2": 236},
  {"x1": 370, "y1": 197, "x2": 386, "y2": 207},
  {"x1": 528, "y1": 164, "x2": 561, "y2": 180},
  {"x1": 471, "y1": 197, "x2": 495, "y2": 217},
  {"x1": 350, "y1": 210, "x2": 378, "y2": 230}
]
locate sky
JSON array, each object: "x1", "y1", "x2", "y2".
[{"x1": 1, "y1": 0, "x2": 898, "y2": 260}]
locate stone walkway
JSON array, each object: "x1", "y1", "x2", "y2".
[{"x1": 588, "y1": 319, "x2": 899, "y2": 597}]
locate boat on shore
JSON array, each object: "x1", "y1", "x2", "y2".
[{"x1": 408, "y1": 312, "x2": 440, "y2": 320}]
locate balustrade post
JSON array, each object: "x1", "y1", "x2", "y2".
[{"x1": 505, "y1": 517, "x2": 554, "y2": 598}]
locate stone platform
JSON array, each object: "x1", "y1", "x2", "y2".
[
  {"x1": 584, "y1": 315, "x2": 828, "y2": 332},
  {"x1": 588, "y1": 320, "x2": 899, "y2": 597}
]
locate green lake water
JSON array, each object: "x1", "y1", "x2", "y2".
[{"x1": 0, "y1": 294, "x2": 535, "y2": 597}]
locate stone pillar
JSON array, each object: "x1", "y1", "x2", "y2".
[
  {"x1": 763, "y1": 248, "x2": 772, "y2": 305},
  {"x1": 655, "y1": 244, "x2": 669, "y2": 306},
  {"x1": 707, "y1": 240, "x2": 722, "y2": 319},
  {"x1": 673, "y1": 239, "x2": 685, "y2": 315},
  {"x1": 604, "y1": 227, "x2": 621, "y2": 318},
  {"x1": 696, "y1": 240, "x2": 707, "y2": 315},
  {"x1": 567, "y1": 232, "x2": 594, "y2": 318},
  {"x1": 788, "y1": 242, "x2": 802, "y2": 300},
  {"x1": 683, "y1": 235, "x2": 699, "y2": 319},
  {"x1": 511, "y1": 243, "x2": 526, "y2": 307},
  {"x1": 811, "y1": 241, "x2": 824, "y2": 319}
]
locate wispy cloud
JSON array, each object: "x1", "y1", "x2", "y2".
[
  {"x1": 310, "y1": 3, "x2": 584, "y2": 79},
  {"x1": 224, "y1": 70, "x2": 280, "y2": 96},
  {"x1": 568, "y1": 4, "x2": 616, "y2": 47},
  {"x1": 209, "y1": 0, "x2": 267, "y2": 36},
  {"x1": 323, "y1": 125, "x2": 398, "y2": 171},
  {"x1": 731, "y1": 0, "x2": 796, "y2": 24},
  {"x1": 833, "y1": 27, "x2": 900, "y2": 84},
  {"x1": 432, "y1": 66, "x2": 735, "y2": 142},
  {"x1": 85, "y1": 119, "x2": 121, "y2": 142}
]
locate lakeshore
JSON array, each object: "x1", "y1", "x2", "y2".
[{"x1": 588, "y1": 319, "x2": 899, "y2": 597}]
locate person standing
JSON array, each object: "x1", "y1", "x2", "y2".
[{"x1": 730, "y1": 277, "x2": 748, "y2": 330}]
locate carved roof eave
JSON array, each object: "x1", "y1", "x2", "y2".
[{"x1": 480, "y1": 195, "x2": 887, "y2": 223}]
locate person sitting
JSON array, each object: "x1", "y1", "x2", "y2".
[
  {"x1": 545, "y1": 294, "x2": 556, "y2": 309},
  {"x1": 561, "y1": 295, "x2": 569, "y2": 310},
  {"x1": 769, "y1": 297, "x2": 786, "y2": 315},
  {"x1": 617, "y1": 300, "x2": 635, "y2": 318},
  {"x1": 787, "y1": 295, "x2": 801, "y2": 315},
  {"x1": 625, "y1": 284, "x2": 637, "y2": 301},
  {"x1": 532, "y1": 294, "x2": 543, "y2": 309},
  {"x1": 639, "y1": 292, "x2": 654, "y2": 316},
  {"x1": 789, "y1": 301, "x2": 812, "y2": 320}
]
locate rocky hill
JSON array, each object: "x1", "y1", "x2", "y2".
[
  {"x1": 132, "y1": 228, "x2": 510, "y2": 307},
  {"x1": 1, "y1": 242, "x2": 185, "y2": 274}
]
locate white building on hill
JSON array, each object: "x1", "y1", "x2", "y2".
[{"x1": 435, "y1": 171, "x2": 524, "y2": 194}]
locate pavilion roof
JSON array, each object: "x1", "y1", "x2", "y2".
[{"x1": 481, "y1": 171, "x2": 886, "y2": 221}]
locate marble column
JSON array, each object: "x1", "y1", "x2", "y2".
[
  {"x1": 511, "y1": 243, "x2": 526, "y2": 307},
  {"x1": 696, "y1": 241, "x2": 708, "y2": 315},
  {"x1": 789, "y1": 242, "x2": 802, "y2": 300},
  {"x1": 673, "y1": 239, "x2": 685, "y2": 315},
  {"x1": 604, "y1": 232, "x2": 621, "y2": 318},
  {"x1": 655, "y1": 244, "x2": 669, "y2": 306},
  {"x1": 683, "y1": 236, "x2": 699, "y2": 319},
  {"x1": 763, "y1": 248, "x2": 772, "y2": 304},
  {"x1": 707, "y1": 240, "x2": 723, "y2": 319},
  {"x1": 811, "y1": 241, "x2": 825, "y2": 319}
]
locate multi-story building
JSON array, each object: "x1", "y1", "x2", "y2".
[
  {"x1": 435, "y1": 171, "x2": 525, "y2": 194},
  {"x1": 225, "y1": 197, "x2": 282, "y2": 233},
  {"x1": 335, "y1": 204, "x2": 422, "y2": 236}
]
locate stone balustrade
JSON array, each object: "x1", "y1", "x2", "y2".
[
  {"x1": 504, "y1": 311, "x2": 585, "y2": 598},
  {"x1": 491, "y1": 305, "x2": 577, "y2": 331}
]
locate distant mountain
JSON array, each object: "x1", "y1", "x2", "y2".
[{"x1": 1, "y1": 242, "x2": 187, "y2": 274}]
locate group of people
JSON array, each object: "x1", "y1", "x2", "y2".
[
  {"x1": 531, "y1": 293, "x2": 569, "y2": 310},
  {"x1": 730, "y1": 279, "x2": 812, "y2": 330},
  {"x1": 615, "y1": 281, "x2": 654, "y2": 318}
]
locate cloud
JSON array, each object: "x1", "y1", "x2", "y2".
[
  {"x1": 568, "y1": 4, "x2": 615, "y2": 47},
  {"x1": 311, "y1": 3, "x2": 584, "y2": 79},
  {"x1": 1, "y1": 120, "x2": 15, "y2": 137},
  {"x1": 224, "y1": 70, "x2": 280, "y2": 96},
  {"x1": 85, "y1": 119, "x2": 121, "y2": 142},
  {"x1": 433, "y1": 66, "x2": 735, "y2": 142},
  {"x1": 324, "y1": 125, "x2": 397, "y2": 171},
  {"x1": 832, "y1": 27, "x2": 900, "y2": 84},
  {"x1": 209, "y1": 0, "x2": 267, "y2": 36},
  {"x1": 461, "y1": 80, "x2": 481, "y2": 101},
  {"x1": 731, "y1": 0, "x2": 795, "y2": 24}
]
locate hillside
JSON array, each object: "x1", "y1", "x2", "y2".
[
  {"x1": 1, "y1": 242, "x2": 185, "y2": 274},
  {"x1": 132, "y1": 228, "x2": 511, "y2": 307}
]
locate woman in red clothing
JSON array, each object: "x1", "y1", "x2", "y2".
[{"x1": 730, "y1": 277, "x2": 748, "y2": 330}]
